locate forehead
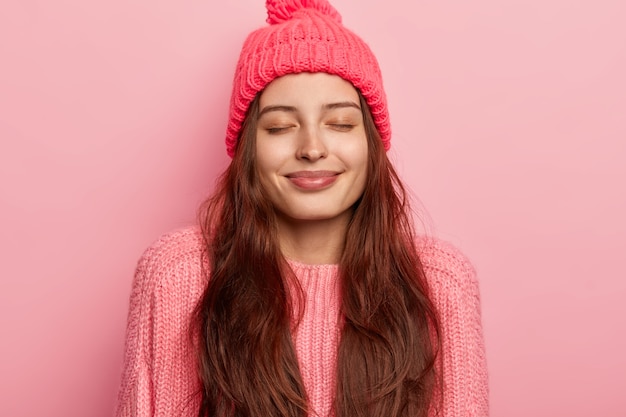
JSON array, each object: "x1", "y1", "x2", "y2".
[{"x1": 259, "y1": 73, "x2": 359, "y2": 108}]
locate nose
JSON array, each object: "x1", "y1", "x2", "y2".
[{"x1": 296, "y1": 126, "x2": 328, "y2": 161}]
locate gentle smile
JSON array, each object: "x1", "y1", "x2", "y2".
[{"x1": 285, "y1": 171, "x2": 340, "y2": 190}]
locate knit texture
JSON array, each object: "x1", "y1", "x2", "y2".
[
  {"x1": 225, "y1": 0, "x2": 390, "y2": 157},
  {"x1": 115, "y1": 227, "x2": 489, "y2": 416}
]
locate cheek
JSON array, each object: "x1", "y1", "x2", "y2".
[
  {"x1": 255, "y1": 136, "x2": 293, "y2": 169},
  {"x1": 344, "y1": 137, "x2": 369, "y2": 175},
  {"x1": 334, "y1": 140, "x2": 368, "y2": 197},
  {"x1": 255, "y1": 141, "x2": 288, "y2": 194},
  {"x1": 354, "y1": 142, "x2": 370, "y2": 192},
  {"x1": 255, "y1": 141, "x2": 277, "y2": 176}
]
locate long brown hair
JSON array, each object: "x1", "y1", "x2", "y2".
[{"x1": 193, "y1": 91, "x2": 441, "y2": 417}]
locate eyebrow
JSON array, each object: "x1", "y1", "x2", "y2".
[
  {"x1": 258, "y1": 105, "x2": 297, "y2": 117},
  {"x1": 323, "y1": 101, "x2": 361, "y2": 111},
  {"x1": 258, "y1": 101, "x2": 361, "y2": 117}
]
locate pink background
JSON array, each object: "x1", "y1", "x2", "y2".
[{"x1": 1, "y1": 0, "x2": 625, "y2": 415}]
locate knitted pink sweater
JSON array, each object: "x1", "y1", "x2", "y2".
[{"x1": 116, "y1": 227, "x2": 488, "y2": 416}]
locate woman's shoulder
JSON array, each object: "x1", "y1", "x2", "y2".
[
  {"x1": 414, "y1": 235, "x2": 478, "y2": 292},
  {"x1": 137, "y1": 225, "x2": 204, "y2": 267},
  {"x1": 132, "y1": 225, "x2": 206, "y2": 295}
]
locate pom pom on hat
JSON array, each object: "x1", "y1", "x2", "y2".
[
  {"x1": 266, "y1": 0, "x2": 342, "y2": 24},
  {"x1": 225, "y1": 0, "x2": 391, "y2": 157}
]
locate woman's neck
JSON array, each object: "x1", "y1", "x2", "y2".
[{"x1": 276, "y1": 214, "x2": 349, "y2": 265}]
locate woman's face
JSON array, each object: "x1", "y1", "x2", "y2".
[{"x1": 255, "y1": 72, "x2": 368, "y2": 226}]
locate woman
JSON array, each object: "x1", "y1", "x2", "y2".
[{"x1": 116, "y1": 1, "x2": 488, "y2": 416}]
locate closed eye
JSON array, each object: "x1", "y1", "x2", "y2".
[
  {"x1": 329, "y1": 124, "x2": 355, "y2": 131},
  {"x1": 266, "y1": 126, "x2": 294, "y2": 134}
]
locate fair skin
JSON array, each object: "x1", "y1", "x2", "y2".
[{"x1": 256, "y1": 73, "x2": 368, "y2": 265}]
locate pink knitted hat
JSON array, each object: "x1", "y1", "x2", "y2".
[{"x1": 225, "y1": 0, "x2": 391, "y2": 157}]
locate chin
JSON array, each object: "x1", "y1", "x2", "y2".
[{"x1": 279, "y1": 208, "x2": 353, "y2": 223}]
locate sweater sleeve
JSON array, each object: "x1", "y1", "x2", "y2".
[
  {"x1": 115, "y1": 229, "x2": 204, "y2": 417},
  {"x1": 115, "y1": 250, "x2": 157, "y2": 417},
  {"x1": 421, "y1": 239, "x2": 489, "y2": 416}
]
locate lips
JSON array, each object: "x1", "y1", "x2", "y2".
[{"x1": 285, "y1": 170, "x2": 340, "y2": 190}]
